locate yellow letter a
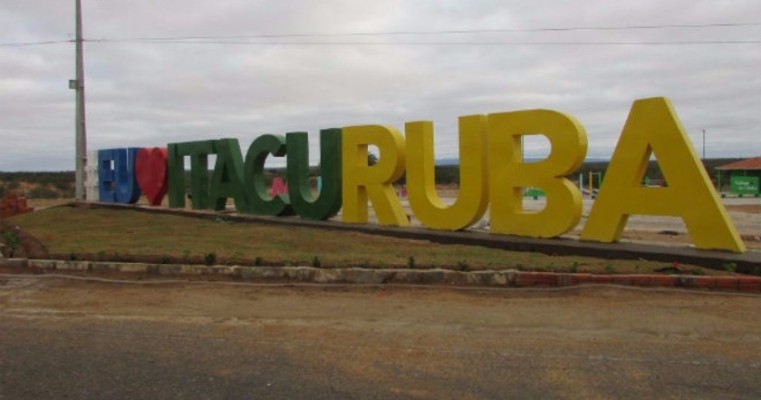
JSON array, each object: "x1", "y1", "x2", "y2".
[{"x1": 581, "y1": 97, "x2": 745, "y2": 253}]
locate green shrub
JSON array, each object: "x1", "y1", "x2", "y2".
[
  {"x1": 204, "y1": 252, "x2": 217, "y2": 266},
  {"x1": 569, "y1": 262, "x2": 579, "y2": 273},
  {"x1": 28, "y1": 185, "x2": 58, "y2": 199},
  {"x1": 1, "y1": 229, "x2": 20, "y2": 257},
  {"x1": 722, "y1": 262, "x2": 737, "y2": 273}
]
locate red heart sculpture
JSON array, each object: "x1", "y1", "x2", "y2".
[{"x1": 135, "y1": 147, "x2": 169, "y2": 206}]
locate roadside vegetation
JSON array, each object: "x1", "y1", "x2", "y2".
[
  {"x1": 0, "y1": 172, "x2": 75, "y2": 199},
  {"x1": 3, "y1": 204, "x2": 729, "y2": 276}
]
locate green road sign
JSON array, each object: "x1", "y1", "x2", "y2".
[{"x1": 730, "y1": 176, "x2": 759, "y2": 195}]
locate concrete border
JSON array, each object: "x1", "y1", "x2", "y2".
[
  {"x1": 76, "y1": 202, "x2": 761, "y2": 272},
  {"x1": 2, "y1": 258, "x2": 760, "y2": 293}
]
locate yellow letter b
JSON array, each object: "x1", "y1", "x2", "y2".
[{"x1": 488, "y1": 110, "x2": 587, "y2": 237}]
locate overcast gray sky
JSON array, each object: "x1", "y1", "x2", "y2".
[{"x1": 1, "y1": 0, "x2": 759, "y2": 171}]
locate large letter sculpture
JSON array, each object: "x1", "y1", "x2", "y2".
[
  {"x1": 98, "y1": 148, "x2": 141, "y2": 204},
  {"x1": 488, "y1": 110, "x2": 587, "y2": 237},
  {"x1": 286, "y1": 129, "x2": 343, "y2": 220},
  {"x1": 135, "y1": 147, "x2": 168, "y2": 206},
  {"x1": 209, "y1": 139, "x2": 248, "y2": 211},
  {"x1": 168, "y1": 140, "x2": 216, "y2": 209},
  {"x1": 341, "y1": 125, "x2": 408, "y2": 226},
  {"x1": 243, "y1": 134, "x2": 293, "y2": 216},
  {"x1": 581, "y1": 97, "x2": 745, "y2": 252},
  {"x1": 98, "y1": 149, "x2": 117, "y2": 203},
  {"x1": 405, "y1": 115, "x2": 489, "y2": 230}
]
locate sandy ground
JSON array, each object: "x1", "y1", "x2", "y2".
[{"x1": 1, "y1": 274, "x2": 760, "y2": 399}]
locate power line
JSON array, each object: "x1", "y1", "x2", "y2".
[
  {"x1": 85, "y1": 40, "x2": 761, "y2": 46},
  {"x1": 83, "y1": 21, "x2": 761, "y2": 46},
  {"x1": 5, "y1": 38, "x2": 759, "y2": 47},
  {"x1": 94, "y1": 21, "x2": 761, "y2": 42},
  {"x1": 0, "y1": 40, "x2": 73, "y2": 48},
  {"x1": 3, "y1": 21, "x2": 759, "y2": 48}
]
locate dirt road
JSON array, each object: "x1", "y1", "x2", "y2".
[{"x1": 1, "y1": 274, "x2": 760, "y2": 399}]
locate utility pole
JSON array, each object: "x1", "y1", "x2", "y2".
[
  {"x1": 73, "y1": 0, "x2": 87, "y2": 201},
  {"x1": 702, "y1": 129, "x2": 706, "y2": 161}
]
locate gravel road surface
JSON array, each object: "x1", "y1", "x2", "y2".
[{"x1": 1, "y1": 274, "x2": 760, "y2": 399}]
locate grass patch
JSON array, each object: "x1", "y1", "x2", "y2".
[{"x1": 6, "y1": 205, "x2": 729, "y2": 275}]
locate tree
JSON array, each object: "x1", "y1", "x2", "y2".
[
  {"x1": 368, "y1": 152, "x2": 379, "y2": 166},
  {"x1": 28, "y1": 185, "x2": 58, "y2": 199}
]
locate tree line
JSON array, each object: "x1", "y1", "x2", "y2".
[{"x1": 0, "y1": 158, "x2": 742, "y2": 199}]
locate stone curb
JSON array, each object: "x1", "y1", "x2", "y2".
[{"x1": 2, "y1": 258, "x2": 760, "y2": 293}]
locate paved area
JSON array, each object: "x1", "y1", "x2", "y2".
[
  {"x1": 364, "y1": 194, "x2": 760, "y2": 238},
  {"x1": 1, "y1": 274, "x2": 760, "y2": 399}
]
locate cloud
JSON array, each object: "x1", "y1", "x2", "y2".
[{"x1": 1, "y1": 0, "x2": 759, "y2": 171}]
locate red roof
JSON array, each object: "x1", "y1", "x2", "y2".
[{"x1": 716, "y1": 156, "x2": 761, "y2": 171}]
